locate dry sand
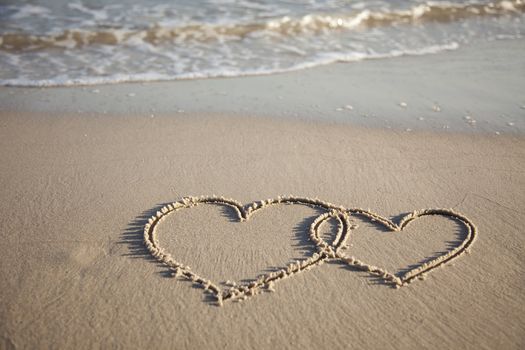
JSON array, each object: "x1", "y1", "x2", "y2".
[{"x1": 0, "y1": 110, "x2": 524, "y2": 349}]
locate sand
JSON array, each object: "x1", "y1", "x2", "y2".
[
  {"x1": 1, "y1": 39, "x2": 525, "y2": 349},
  {"x1": 1, "y1": 112, "x2": 524, "y2": 349}
]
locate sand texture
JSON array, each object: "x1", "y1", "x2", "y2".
[
  {"x1": 0, "y1": 112, "x2": 524, "y2": 349},
  {"x1": 145, "y1": 196, "x2": 476, "y2": 305}
]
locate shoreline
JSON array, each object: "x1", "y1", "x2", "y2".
[{"x1": 0, "y1": 37, "x2": 524, "y2": 134}]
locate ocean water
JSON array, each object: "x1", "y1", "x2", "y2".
[{"x1": 0, "y1": 0, "x2": 523, "y2": 86}]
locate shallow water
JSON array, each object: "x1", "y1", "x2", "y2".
[{"x1": 0, "y1": 0, "x2": 524, "y2": 86}]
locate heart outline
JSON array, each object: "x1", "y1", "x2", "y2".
[
  {"x1": 142, "y1": 196, "x2": 477, "y2": 305},
  {"x1": 338, "y1": 207, "x2": 478, "y2": 287},
  {"x1": 143, "y1": 195, "x2": 353, "y2": 306}
]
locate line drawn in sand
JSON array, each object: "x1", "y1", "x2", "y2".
[{"x1": 142, "y1": 196, "x2": 477, "y2": 306}]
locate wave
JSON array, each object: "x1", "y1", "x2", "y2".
[
  {"x1": 0, "y1": 43, "x2": 460, "y2": 87},
  {"x1": 1, "y1": 0, "x2": 523, "y2": 52}
]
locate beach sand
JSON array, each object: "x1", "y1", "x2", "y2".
[{"x1": 1, "y1": 39, "x2": 524, "y2": 349}]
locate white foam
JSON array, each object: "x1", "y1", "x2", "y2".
[
  {"x1": 11, "y1": 4, "x2": 51, "y2": 19},
  {"x1": 68, "y1": 2, "x2": 109, "y2": 21},
  {"x1": 0, "y1": 43, "x2": 461, "y2": 87}
]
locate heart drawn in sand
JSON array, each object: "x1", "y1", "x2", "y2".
[
  {"x1": 142, "y1": 196, "x2": 477, "y2": 306},
  {"x1": 337, "y1": 208, "x2": 477, "y2": 287},
  {"x1": 143, "y1": 196, "x2": 353, "y2": 306}
]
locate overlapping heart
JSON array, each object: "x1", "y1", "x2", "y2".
[
  {"x1": 142, "y1": 196, "x2": 477, "y2": 306},
  {"x1": 338, "y1": 208, "x2": 477, "y2": 286}
]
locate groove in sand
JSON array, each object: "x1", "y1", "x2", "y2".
[{"x1": 143, "y1": 196, "x2": 477, "y2": 306}]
